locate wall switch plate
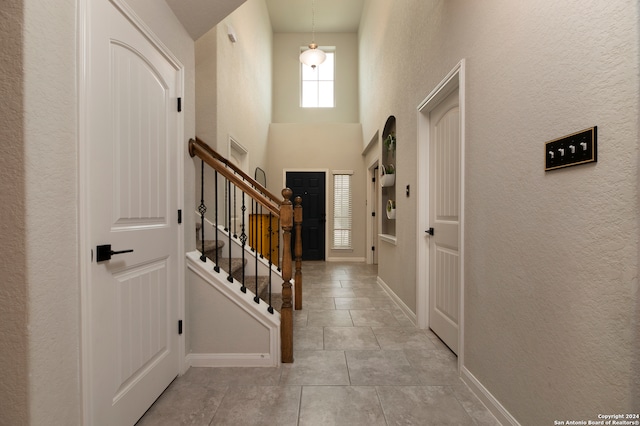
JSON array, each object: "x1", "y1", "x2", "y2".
[{"x1": 545, "y1": 126, "x2": 597, "y2": 171}]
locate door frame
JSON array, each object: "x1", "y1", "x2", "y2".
[
  {"x1": 229, "y1": 135, "x2": 249, "y2": 172},
  {"x1": 367, "y1": 158, "x2": 380, "y2": 265},
  {"x1": 78, "y1": 0, "x2": 185, "y2": 422},
  {"x1": 416, "y1": 59, "x2": 466, "y2": 364},
  {"x1": 283, "y1": 168, "x2": 329, "y2": 261}
]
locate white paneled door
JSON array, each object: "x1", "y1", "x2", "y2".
[
  {"x1": 86, "y1": 0, "x2": 181, "y2": 424},
  {"x1": 428, "y1": 88, "x2": 460, "y2": 355}
]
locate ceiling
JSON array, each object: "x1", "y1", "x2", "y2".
[
  {"x1": 166, "y1": 0, "x2": 365, "y2": 40},
  {"x1": 164, "y1": 0, "x2": 245, "y2": 40},
  {"x1": 265, "y1": 0, "x2": 365, "y2": 33}
]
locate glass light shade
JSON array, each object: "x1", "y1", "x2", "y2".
[{"x1": 300, "y1": 44, "x2": 326, "y2": 69}]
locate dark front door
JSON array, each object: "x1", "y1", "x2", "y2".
[{"x1": 286, "y1": 172, "x2": 326, "y2": 260}]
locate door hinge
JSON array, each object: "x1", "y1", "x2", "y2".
[
  {"x1": 177, "y1": 97, "x2": 182, "y2": 112},
  {"x1": 371, "y1": 246, "x2": 375, "y2": 251},
  {"x1": 178, "y1": 320, "x2": 183, "y2": 335},
  {"x1": 177, "y1": 209, "x2": 182, "y2": 224},
  {"x1": 371, "y1": 211, "x2": 375, "y2": 217},
  {"x1": 372, "y1": 177, "x2": 376, "y2": 183}
]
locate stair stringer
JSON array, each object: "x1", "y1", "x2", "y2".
[{"x1": 185, "y1": 251, "x2": 281, "y2": 367}]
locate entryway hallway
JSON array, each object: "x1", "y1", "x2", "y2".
[{"x1": 137, "y1": 262, "x2": 499, "y2": 425}]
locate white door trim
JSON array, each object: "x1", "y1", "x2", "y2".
[
  {"x1": 78, "y1": 0, "x2": 185, "y2": 423},
  {"x1": 416, "y1": 59, "x2": 466, "y2": 366},
  {"x1": 229, "y1": 135, "x2": 249, "y2": 172},
  {"x1": 366, "y1": 157, "x2": 380, "y2": 265}
]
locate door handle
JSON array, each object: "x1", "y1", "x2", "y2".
[
  {"x1": 96, "y1": 244, "x2": 134, "y2": 262},
  {"x1": 425, "y1": 228, "x2": 434, "y2": 236}
]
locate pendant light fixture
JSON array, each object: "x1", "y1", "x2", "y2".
[{"x1": 299, "y1": 0, "x2": 326, "y2": 70}]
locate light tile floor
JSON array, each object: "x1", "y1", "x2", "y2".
[{"x1": 137, "y1": 262, "x2": 499, "y2": 426}]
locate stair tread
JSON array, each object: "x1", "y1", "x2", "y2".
[
  {"x1": 215, "y1": 257, "x2": 247, "y2": 275},
  {"x1": 196, "y1": 225, "x2": 280, "y2": 313},
  {"x1": 198, "y1": 239, "x2": 224, "y2": 253},
  {"x1": 234, "y1": 273, "x2": 281, "y2": 312}
]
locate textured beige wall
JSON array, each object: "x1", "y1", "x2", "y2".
[
  {"x1": 272, "y1": 32, "x2": 359, "y2": 123},
  {"x1": 14, "y1": 0, "x2": 196, "y2": 424},
  {"x1": 195, "y1": 29, "x2": 218, "y2": 146},
  {"x1": 360, "y1": 0, "x2": 639, "y2": 423},
  {"x1": 206, "y1": 0, "x2": 272, "y2": 169},
  {"x1": 191, "y1": 0, "x2": 273, "y2": 351},
  {"x1": 0, "y1": 1, "x2": 29, "y2": 424},
  {"x1": 216, "y1": 0, "x2": 272, "y2": 173},
  {"x1": 266, "y1": 123, "x2": 366, "y2": 260},
  {"x1": 195, "y1": 0, "x2": 272, "y2": 228}
]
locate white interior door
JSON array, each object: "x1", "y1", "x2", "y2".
[
  {"x1": 428, "y1": 88, "x2": 460, "y2": 354},
  {"x1": 86, "y1": 0, "x2": 181, "y2": 423}
]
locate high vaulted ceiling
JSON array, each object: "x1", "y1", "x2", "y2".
[
  {"x1": 166, "y1": 0, "x2": 365, "y2": 40},
  {"x1": 266, "y1": 0, "x2": 365, "y2": 33}
]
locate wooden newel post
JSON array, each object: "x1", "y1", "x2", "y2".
[
  {"x1": 280, "y1": 188, "x2": 294, "y2": 363},
  {"x1": 294, "y1": 196, "x2": 303, "y2": 310}
]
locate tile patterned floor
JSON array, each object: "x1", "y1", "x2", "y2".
[{"x1": 137, "y1": 262, "x2": 499, "y2": 426}]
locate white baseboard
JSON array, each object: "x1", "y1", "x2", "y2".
[
  {"x1": 460, "y1": 366, "x2": 520, "y2": 426},
  {"x1": 376, "y1": 276, "x2": 417, "y2": 326},
  {"x1": 326, "y1": 256, "x2": 366, "y2": 262},
  {"x1": 186, "y1": 352, "x2": 277, "y2": 368}
]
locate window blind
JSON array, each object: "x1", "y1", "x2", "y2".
[{"x1": 333, "y1": 173, "x2": 352, "y2": 249}]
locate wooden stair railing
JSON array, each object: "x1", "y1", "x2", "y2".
[
  {"x1": 188, "y1": 137, "x2": 301, "y2": 363},
  {"x1": 189, "y1": 137, "x2": 280, "y2": 216}
]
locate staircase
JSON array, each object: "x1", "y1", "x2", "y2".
[
  {"x1": 189, "y1": 137, "x2": 303, "y2": 363},
  {"x1": 196, "y1": 222, "x2": 282, "y2": 312}
]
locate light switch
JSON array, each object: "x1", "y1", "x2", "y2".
[{"x1": 545, "y1": 127, "x2": 597, "y2": 171}]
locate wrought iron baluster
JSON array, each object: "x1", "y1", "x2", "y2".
[
  {"x1": 214, "y1": 170, "x2": 220, "y2": 273},
  {"x1": 233, "y1": 179, "x2": 238, "y2": 238},
  {"x1": 198, "y1": 159, "x2": 207, "y2": 262},
  {"x1": 224, "y1": 170, "x2": 229, "y2": 232},
  {"x1": 259, "y1": 203, "x2": 264, "y2": 259},
  {"x1": 253, "y1": 202, "x2": 260, "y2": 304},
  {"x1": 227, "y1": 178, "x2": 233, "y2": 283},
  {"x1": 267, "y1": 211, "x2": 274, "y2": 314},
  {"x1": 250, "y1": 200, "x2": 256, "y2": 252},
  {"x1": 240, "y1": 191, "x2": 247, "y2": 293}
]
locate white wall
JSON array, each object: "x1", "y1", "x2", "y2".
[
  {"x1": 272, "y1": 32, "x2": 359, "y2": 123},
  {"x1": 2, "y1": 0, "x2": 196, "y2": 424},
  {"x1": 360, "y1": 0, "x2": 639, "y2": 423},
  {"x1": 267, "y1": 123, "x2": 366, "y2": 261}
]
